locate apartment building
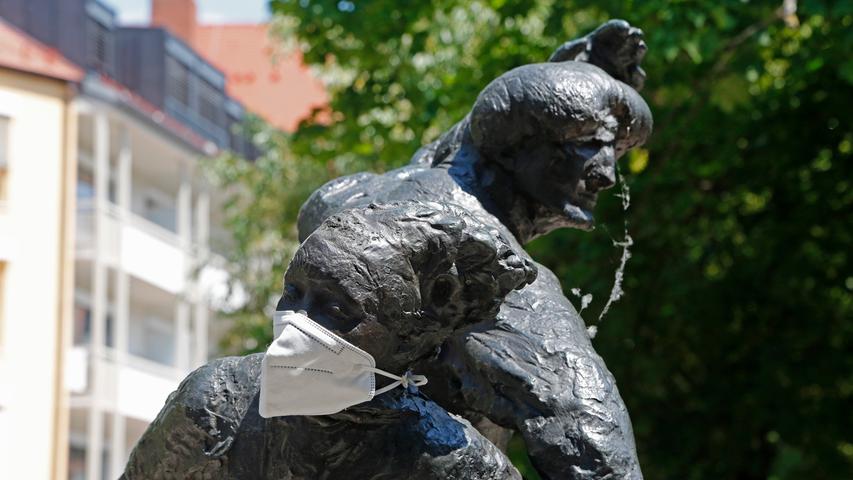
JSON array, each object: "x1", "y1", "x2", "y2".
[
  {"x1": 150, "y1": 0, "x2": 328, "y2": 132},
  {"x1": 67, "y1": 75, "x2": 233, "y2": 480},
  {"x1": 0, "y1": 1, "x2": 254, "y2": 478}
]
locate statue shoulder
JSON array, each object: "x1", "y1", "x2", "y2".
[
  {"x1": 297, "y1": 171, "x2": 379, "y2": 240},
  {"x1": 297, "y1": 165, "x2": 432, "y2": 240},
  {"x1": 124, "y1": 354, "x2": 264, "y2": 479}
]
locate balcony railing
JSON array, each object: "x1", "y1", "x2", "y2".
[
  {"x1": 77, "y1": 198, "x2": 182, "y2": 247},
  {"x1": 67, "y1": 345, "x2": 187, "y2": 422},
  {"x1": 76, "y1": 199, "x2": 188, "y2": 294},
  {"x1": 128, "y1": 205, "x2": 182, "y2": 248}
]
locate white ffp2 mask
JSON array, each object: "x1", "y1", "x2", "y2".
[{"x1": 259, "y1": 310, "x2": 427, "y2": 417}]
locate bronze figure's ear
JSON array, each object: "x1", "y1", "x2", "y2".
[{"x1": 402, "y1": 203, "x2": 538, "y2": 325}]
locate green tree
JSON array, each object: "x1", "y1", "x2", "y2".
[{"x1": 208, "y1": 1, "x2": 853, "y2": 478}]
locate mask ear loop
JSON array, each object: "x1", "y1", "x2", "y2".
[{"x1": 362, "y1": 366, "x2": 428, "y2": 395}]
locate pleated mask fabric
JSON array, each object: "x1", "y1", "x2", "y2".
[{"x1": 259, "y1": 310, "x2": 427, "y2": 417}]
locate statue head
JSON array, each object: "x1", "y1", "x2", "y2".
[
  {"x1": 278, "y1": 201, "x2": 537, "y2": 372},
  {"x1": 466, "y1": 61, "x2": 652, "y2": 237}
]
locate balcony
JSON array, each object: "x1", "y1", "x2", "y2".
[
  {"x1": 114, "y1": 27, "x2": 246, "y2": 152},
  {"x1": 67, "y1": 345, "x2": 184, "y2": 422},
  {"x1": 76, "y1": 199, "x2": 187, "y2": 294},
  {"x1": 69, "y1": 265, "x2": 210, "y2": 420}
]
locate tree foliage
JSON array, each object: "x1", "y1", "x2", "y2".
[{"x1": 208, "y1": 0, "x2": 853, "y2": 478}]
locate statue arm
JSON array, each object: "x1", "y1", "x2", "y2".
[
  {"x1": 123, "y1": 355, "x2": 266, "y2": 479},
  {"x1": 427, "y1": 267, "x2": 642, "y2": 480},
  {"x1": 123, "y1": 353, "x2": 521, "y2": 479},
  {"x1": 549, "y1": 19, "x2": 648, "y2": 91},
  {"x1": 410, "y1": 20, "x2": 650, "y2": 169}
]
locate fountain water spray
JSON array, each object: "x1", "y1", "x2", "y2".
[
  {"x1": 577, "y1": 165, "x2": 634, "y2": 339},
  {"x1": 597, "y1": 165, "x2": 633, "y2": 323}
]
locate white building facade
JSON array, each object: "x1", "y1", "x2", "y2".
[
  {"x1": 67, "y1": 77, "x2": 232, "y2": 480},
  {"x1": 0, "y1": 3, "x2": 246, "y2": 478}
]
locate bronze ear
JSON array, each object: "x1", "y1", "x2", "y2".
[
  {"x1": 409, "y1": 206, "x2": 537, "y2": 325},
  {"x1": 420, "y1": 271, "x2": 464, "y2": 323}
]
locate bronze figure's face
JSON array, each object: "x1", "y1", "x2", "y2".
[
  {"x1": 504, "y1": 124, "x2": 619, "y2": 231},
  {"x1": 470, "y1": 61, "x2": 652, "y2": 233}
]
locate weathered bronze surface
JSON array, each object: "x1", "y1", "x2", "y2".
[{"x1": 123, "y1": 20, "x2": 652, "y2": 480}]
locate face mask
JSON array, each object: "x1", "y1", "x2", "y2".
[{"x1": 259, "y1": 310, "x2": 428, "y2": 417}]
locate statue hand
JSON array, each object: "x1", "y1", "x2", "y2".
[{"x1": 549, "y1": 19, "x2": 647, "y2": 90}]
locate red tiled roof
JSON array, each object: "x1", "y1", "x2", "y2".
[
  {"x1": 0, "y1": 18, "x2": 83, "y2": 82},
  {"x1": 194, "y1": 24, "x2": 328, "y2": 132}
]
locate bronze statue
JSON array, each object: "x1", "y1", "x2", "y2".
[{"x1": 123, "y1": 20, "x2": 652, "y2": 480}]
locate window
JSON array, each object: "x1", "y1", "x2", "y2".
[
  {"x1": 73, "y1": 303, "x2": 91, "y2": 345},
  {"x1": 198, "y1": 80, "x2": 223, "y2": 128},
  {"x1": 67, "y1": 444, "x2": 86, "y2": 480},
  {"x1": 76, "y1": 164, "x2": 116, "y2": 203},
  {"x1": 142, "y1": 191, "x2": 177, "y2": 232},
  {"x1": 129, "y1": 316, "x2": 174, "y2": 366},
  {"x1": 67, "y1": 443, "x2": 108, "y2": 480},
  {"x1": 76, "y1": 165, "x2": 95, "y2": 200},
  {"x1": 72, "y1": 302, "x2": 114, "y2": 347},
  {"x1": 228, "y1": 119, "x2": 244, "y2": 154},
  {"x1": 166, "y1": 56, "x2": 190, "y2": 107},
  {"x1": 0, "y1": 116, "x2": 8, "y2": 203},
  {"x1": 87, "y1": 18, "x2": 112, "y2": 73}
]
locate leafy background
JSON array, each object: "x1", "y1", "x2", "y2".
[{"x1": 206, "y1": 0, "x2": 853, "y2": 478}]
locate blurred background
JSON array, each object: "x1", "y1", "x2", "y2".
[{"x1": 0, "y1": 1, "x2": 849, "y2": 479}]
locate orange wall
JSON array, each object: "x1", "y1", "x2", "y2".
[
  {"x1": 194, "y1": 24, "x2": 328, "y2": 132},
  {"x1": 149, "y1": 0, "x2": 327, "y2": 133}
]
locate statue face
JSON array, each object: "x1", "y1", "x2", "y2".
[
  {"x1": 470, "y1": 61, "x2": 652, "y2": 236},
  {"x1": 278, "y1": 221, "x2": 441, "y2": 372},
  {"x1": 278, "y1": 256, "x2": 371, "y2": 334},
  {"x1": 279, "y1": 235, "x2": 401, "y2": 368},
  {"x1": 506, "y1": 122, "x2": 619, "y2": 232}
]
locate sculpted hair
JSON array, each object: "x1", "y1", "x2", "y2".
[
  {"x1": 469, "y1": 61, "x2": 652, "y2": 157},
  {"x1": 310, "y1": 201, "x2": 537, "y2": 329}
]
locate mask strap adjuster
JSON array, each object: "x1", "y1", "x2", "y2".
[{"x1": 362, "y1": 366, "x2": 428, "y2": 396}]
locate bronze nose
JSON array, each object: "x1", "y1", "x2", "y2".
[{"x1": 584, "y1": 165, "x2": 616, "y2": 192}]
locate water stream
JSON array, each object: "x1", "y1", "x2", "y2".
[
  {"x1": 597, "y1": 165, "x2": 633, "y2": 323},
  {"x1": 575, "y1": 165, "x2": 634, "y2": 339}
]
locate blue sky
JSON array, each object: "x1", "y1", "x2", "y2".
[{"x1": 105, "y1": 0, "x2": 271, "y2": 24}]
